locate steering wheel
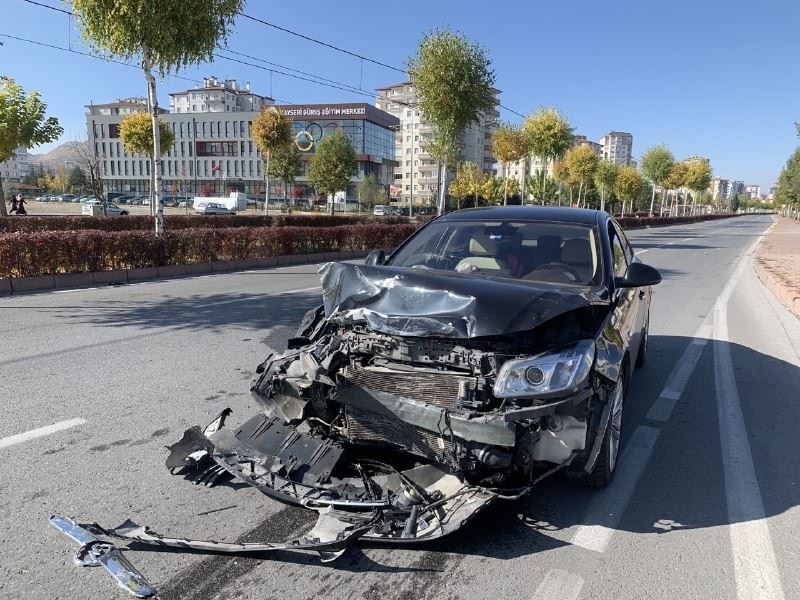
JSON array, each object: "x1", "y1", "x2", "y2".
[{"x1": 528, "y1": 262, "x2": 581, "y2": 282}]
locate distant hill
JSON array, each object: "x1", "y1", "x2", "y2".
[{"x1": 28, "y1": 141, "x2": 89, "y2": 172}]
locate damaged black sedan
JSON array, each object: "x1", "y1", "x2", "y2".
[{"x1": 52, "y1": 207, "x2": 661, "y2": 594}]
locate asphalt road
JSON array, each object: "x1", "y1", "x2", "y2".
[{"x1": 1, "y1": 214, "x2": 798, "y2": 600}]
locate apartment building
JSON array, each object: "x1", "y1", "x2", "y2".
[
  {"x1": 744, "y1": 184, "x2": 761, "y2": 200},
  {"x1": 375, "y1": 81, "x2": 500, "y2": 207},
  {"x1": 169, "y1": 76, "x2": 270, "y2": 114},
  {"x1": 599, "y1": 131, "x2": 633, "y2": 166},
  {"x1": 87, "y1": 84, "x2": 398, "y2": 202},
  {"x1": 0, "y1": 147, "x2": 29, "y2": 182},
  {"x1": 710, "y1": 176, "x2": 729, "y2": 200}
]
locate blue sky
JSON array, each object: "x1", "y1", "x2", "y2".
[{"x1": 2, "y1": 0, "x2": 798, "y2": 190}]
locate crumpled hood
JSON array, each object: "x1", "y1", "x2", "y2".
[{"x1": 320, "y1": 262, "x2": 606, "y2": 338}]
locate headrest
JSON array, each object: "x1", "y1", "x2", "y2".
[
  {"x1": 469, "y1": 233, "x2": 499, "y2": 256},
  {"x1": 537, "y1": 235, "x2": 562, "y2": 253},
  {"x1": 561, "y1": 238, "x2": 591, "y2": 265}
]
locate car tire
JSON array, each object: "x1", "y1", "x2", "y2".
[
  {"x1": 120, "y1": 211, "x2": 129, "y2": 216},
  {"x1": 635, "y1": 313, "x2": 649, "y2": 369},
  {"x1": 575, "y1": 375, "x2": 625, "y2": 489}
]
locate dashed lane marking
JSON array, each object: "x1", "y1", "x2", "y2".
[
  {"x1": 0, "y1": 418, "x2": 87, "y2": 450},
  {"x1": 531, "y1": 569, "x2": 584, "y2": 600},
  {"x1": 569, "y1": 425, "x2": 660, "y2": 553}
]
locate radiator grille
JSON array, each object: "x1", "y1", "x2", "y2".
[{"x1": 343, "y1": 363, "x2": 474, "y2": 409}]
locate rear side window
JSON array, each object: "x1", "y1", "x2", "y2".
[{"x1": 609, "y1": 223, "x2": 629, "y2": 278}]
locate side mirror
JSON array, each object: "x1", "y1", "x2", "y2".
[
  {"x1": 615, "y1": 262, "x2": 662, "y2": 288},
  {"x1": 364, "y1": 249, "x2": 386, "y2": 266}
]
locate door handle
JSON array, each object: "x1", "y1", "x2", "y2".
[{"x1": 638, "y1": 290, "x2": 646, "y2": 299}]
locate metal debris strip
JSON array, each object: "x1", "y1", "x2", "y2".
[
  {"x1": 49, "y1": 508, "x2": 379, "y2": 598},
  {"x1": 49, "y1": 515, "x2": 157, "y2": 599}
]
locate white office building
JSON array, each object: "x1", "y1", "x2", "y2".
[
  {"x1": 87, "y1": 82, "x2": 398, "y2": 202},
  {"x1": 375, "y1": 81, "x2": 500, "y2": 207}
]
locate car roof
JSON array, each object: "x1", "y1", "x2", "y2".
[{"x1": 436, "y1": 205, "x2": 602, "y2": 226}]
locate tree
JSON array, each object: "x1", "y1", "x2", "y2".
[
  {"x1": 594, "y1": 161, "x2": 618, "y2": 213},
  {"x1": 71, "y1": 0, "x2": 243, "y2": 235},
  {"x1": 522, "y1": 108, "x2": 573, "y2": 203},
  {"x1": 268, "y1": 142, "x2": 302, "y2": 208},
  {"x1": 357, "y1": 174, "x2": 384, "y2": 210},
  {"x1": 491, "y1": 123, "x2": 526, "y2": 205},
  {"x1": 564, "y1": 145, "x2": 599, "y2": 207},
  {"x1": 501, "y1": 176, "x2": 519, "y2": 201},
  {"x1": 614, "y1": 166, "x2": 645, "y2": 216},
  {"x1": 407, "y1": 29, "x2": 496, "y2": 215},
  {"x1": 663, "y1": 161, "x2": 689, "y2": 216},
  {"x1": 775, "y1": 148, "x2": 800, "y2": 219},
  {"x1": 684, "y1": 158, "x2": 712, "y2": 215},
  {"x1": 119, "y1": 111, "x2": 174, "y2": 212},
  {"x1": 74, "y1": 138, "x2": 106, "y2": 211},
  {"x1": 0, "y1": 76, "x2": 62, "y2": 216},
  {"x1": 480, "y1": 175, "x2": 503, "y2": 204},
  {"x1": 640, "y1": 145, "x2": 675, "y2": 216},
  {"x1": 307, "y1": 130, "x2": 357, "y2": 215},
  {"x1": 448, "y1": 162, "x2": 476, "y2": 209},
  {"x1": 551, "y1": 160, "x2": 570, "y2": 206},
  {"x1": 68, "y1": 165, "x2": 87, "y2": 193},
  {"x1": 252, "y1": 107, "x2": 293, "y2": 214},
  {"x1": 525, "y1": 172, "x2": 556, "y2": 204}
]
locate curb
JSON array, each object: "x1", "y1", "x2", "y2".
[
  {"x1": 0, "y1": 250, "x2": 372, "y2": 296},
  {"x1": 754, "y1": 257, "x2": 800, "y2": 319}
]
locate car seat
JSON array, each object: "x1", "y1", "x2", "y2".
[{"x1": 455, "y1": 233, "x2": 509, "y2": 274}]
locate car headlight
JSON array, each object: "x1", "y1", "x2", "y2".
[{"x1": 493, "y1": 340, "x2": 595, "y2": 399}]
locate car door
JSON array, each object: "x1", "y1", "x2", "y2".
[{"x1": 608, "y1": 221, "x2": 643, "y2": 369}]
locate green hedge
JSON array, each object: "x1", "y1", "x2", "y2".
[
  {"x1": 0, "y1": 223, "x2": 416, "y2": 278},
  {"x1": 0, "y1": 214, "x2": 410, "y2": 233}
]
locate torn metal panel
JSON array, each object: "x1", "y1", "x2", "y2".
[{"x1": 320, "y1": 262, "x2": 606, "y2": 338}]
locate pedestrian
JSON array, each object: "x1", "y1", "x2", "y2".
[
  {"x1": 9, "y1": 194, "x2": 18, "y2": 214},
  {"x1": 15, "y1": 195, "x2": 27, "y2": 216}
]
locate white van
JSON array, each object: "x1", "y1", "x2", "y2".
[{"x1": 373, "y1": 205, "x2": 388, "y2": 216}]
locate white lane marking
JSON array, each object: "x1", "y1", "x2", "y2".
[
  {"x1": 645, "y1": 227, "x2": 768, "y2": 422},
  {"x1": 570, "y1": 425, "x2": 660, "y2": 553},
  {"x1": 646, "y1": 317, "x2": 712, "y2": 421},
  {"x1": 531, "y1": 569, "x2": 584, "y2": 600},
  {"x1": 54, "y1": 287, "x2": 100, "y2": 294},
  {"x1": 0, "y1": 418, "x2": 87, "y2": 450},
  {"x1": 195, "y1": 286, "x2": 321, "y2": 309},
  {"x1": 713, "y1": 270, "x2": 786, "y2": 600},
  {"x1": 635, "y1": 249, "x2": 650, "y2": 255}
]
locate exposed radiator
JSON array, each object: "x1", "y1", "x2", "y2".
[
  {"x1": 345, "y1": 405, "x2": 453, "y2": 461},
  {"x1": 342, "y1": 363, "x2": 474, "y2": 410},
  {"x1": 341, "y1": 363, "x2": 472, "y2": 461}
]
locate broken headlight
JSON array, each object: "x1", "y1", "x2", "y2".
[{"x1": 493, "y1": 340, "x2": 595, "y2": 399}]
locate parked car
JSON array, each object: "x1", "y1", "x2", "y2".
[
  {"x1": 373, "y1": 204, "x2": 388, "y2": 216},
  {"x1": 81, "y1": 200, "x2": 129, "y2": 216},
  {"x1": 195, "y1": 202, "x2": 235, "y2": 215},
  {"x1": 144, "y1": 206, "x2": 662, "y2": 559}
]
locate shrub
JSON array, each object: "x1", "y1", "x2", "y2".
[
  {"x1": 0, "y1": 223, "x2": 417, "y2": 278},
  {"x1": 0, "y1": 214, "x2": 410, "y2": 234}
]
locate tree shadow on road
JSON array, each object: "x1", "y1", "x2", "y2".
[{"x1": 57, "y1": 291, "x2": 323, "y2": 333}]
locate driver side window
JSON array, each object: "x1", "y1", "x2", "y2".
[{"x1": 609, "y1": 225, "x2": 628, "y2": 278}]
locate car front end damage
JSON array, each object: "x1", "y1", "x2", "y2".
[{"x1": 52, "y1": 262, "x2": 622, "y2": 596}]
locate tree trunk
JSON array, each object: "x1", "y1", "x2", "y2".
[
  {"x1": 648, "y1": 183, "x2": 656, "y2": 217},
  {"x1": 577, "y1": 181, "x2": 584, "y2": 208},
  {"x1": 503, "y1": 163, "x2": 508, "y2": 206},
  {"x1": 520, "y1": 156, "x2": 526, "y2": 206},
  {"x1": 143, "y1": 59, "x2": 164, "y2": 236},
  {"x1": 0, "y1": 176, "x2": 7, "y2": 217},
  {"x1": 264, "y1": 154, "x2": 270, "y2": 215},
  {"x1": 437, "y1": 156, "x2": 447, "y2": 215},
  {"x1": 599, "y1": 182, "x2": 604, "y2": 213},
  {"x1": 541, "y1": 158, "x2": 547, "y2": 205}
]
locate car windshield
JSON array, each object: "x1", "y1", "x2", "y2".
[{"x1": 388, "y1": 220, "x2": 601, "y2": 285}]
